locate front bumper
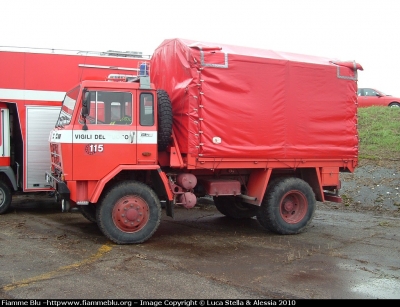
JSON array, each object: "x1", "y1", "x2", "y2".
[{"x1": 45, "y1": 171, "x2": 70, "y2": 202}]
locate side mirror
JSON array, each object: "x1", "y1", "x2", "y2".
[
  {"x1": 82, "y1": 90, "x2": 90, "y2": 117},
  {"x1": 82, "y1": 106, "x2": 89, "y2": 117},
  {"x1": 81, "y1": 89, "x2": 90, "y2": 130}
]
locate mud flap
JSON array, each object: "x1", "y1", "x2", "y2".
[{"x1": 165, "y1": 200, "x2": 174, "y2": 218}]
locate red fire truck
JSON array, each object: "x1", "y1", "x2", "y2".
[
  {"x1": 45, "y1": 38, "x2": 363, "y2": 244},
  {"x1": 0, "y1": 46, "x2": 149, "y2": 214}
]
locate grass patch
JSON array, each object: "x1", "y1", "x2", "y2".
[{"x1": 358, "y1": 107, "x2": 400, "y2": 161}]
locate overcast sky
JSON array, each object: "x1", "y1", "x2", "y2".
[{"x1": 2, "y1": 0, "x2": 400, "y2": 96}]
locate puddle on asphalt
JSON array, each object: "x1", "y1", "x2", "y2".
[{"x1": 351, "y1": 278, "x2": 400, "y2": 299}]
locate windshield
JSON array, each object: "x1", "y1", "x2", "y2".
[
  {"x1": 56, "y1": 85, "x2": 80, "y2": 128},
  {"x1": 78, "y1": 91, "x2": 133, "y2": 125}
]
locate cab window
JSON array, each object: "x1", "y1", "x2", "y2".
[
  {"x1": 57, "y1": 85, "x2": 80, "y2": 127},
  {"x1": 81, "y1": 91, "x2": 133, "y2": 125},
  {"x1": 140, "y1": 93, "x2": 154, "y2": 126}
]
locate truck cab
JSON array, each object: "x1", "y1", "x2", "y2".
[
  {"x1": 46, "y1": 74, "x2": 179, "y2": 244},
  {"x1": 47, "y1": 76, "x2": 160, "y2": 208}
]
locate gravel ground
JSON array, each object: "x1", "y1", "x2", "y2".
[
  {"x1": 2, "y1": 159, "x2": 400, "y2": 299},
  {"x1": 323, "y1": 159, "x2": 400, "y2": 217}
]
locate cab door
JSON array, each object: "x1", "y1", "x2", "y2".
[
  {"x1": 72, "y1": 89, "x2": 137, "y2": 180},
  {"x1": 136, "y1": 91, "x2": 157, "y2": 165}
]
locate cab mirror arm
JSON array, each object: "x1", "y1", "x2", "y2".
[
  {"x1": 82, "y1": 118, "x2": 88, "y2": 131},
  {"x1": 82, "y1": 89, "x2": 90, "y2": 130}
]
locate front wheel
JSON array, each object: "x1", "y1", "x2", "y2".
[
  {"x1": 256, "y1": 177, "x2": 316, "y2": 234},
  {"x1": 96, "y1": 181, "x2": 161, "y2": 244},
  {"x1": 213, "y1": 196, "x2": 259, "y2": 219},
  {"x1": 389, "y1": 102, "x2": 400, "y2": 108},
  {"x1": 0, "y1": 181, "x2": 12, "y2": 214}
]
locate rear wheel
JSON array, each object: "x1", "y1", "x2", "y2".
[
  {"x1": 257, "y1": 177, "x2": 316, "y2": 234},
  {"x1": 0, "y1": 181, "x2": 12, "y2": 214},
  {"x1": 79, "y1": 204, "x2": 97, "y2": 223},
  {"x1": 213, "y1": 196, "x2": 259, "y2": 219},
  {"x1": 96, "y1": 181, "x2": 161, "y2": 244}
]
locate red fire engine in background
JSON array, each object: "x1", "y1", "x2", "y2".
[
  {"x1": 0, "y1": 46, "x2": 149, "y2": 213},
  {"x1": 45, "y1": 39, "x2": 363, "y2": 245}
]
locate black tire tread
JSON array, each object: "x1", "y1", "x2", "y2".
[
  {"x1": 0, "y1": 181, "x2": 12, "y2": 214},
  {"x1": 256, "y1": 177, "x2": 316, "y2": 235},
  {"x1": 79, "y1": 204, "x2": 97, "y2": 223},
  {"x1": 213, "y1": 195, "x2": 259, "y2": 219},
  {"x1": 96, "y1": 181, "x2": 161, "y2": 244},
  {"x1": 157, "y1": 90, "x2": 173, "y2": 151}
]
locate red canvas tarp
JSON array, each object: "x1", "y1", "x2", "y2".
[{"x1": 150, "y1": 38, "x2": 361, "y2": 160}]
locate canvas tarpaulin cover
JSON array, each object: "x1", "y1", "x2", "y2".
[{"x1": 150, "y1": 38, "x2": 361, "y2": 160}]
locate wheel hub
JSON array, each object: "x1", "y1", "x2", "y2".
[
  {"x1": 280, "y1": 192, "x2": 307, "y2": 224},
  {"x1": 283, "y1": 200, "x2": 295, "y2": 212},
  {"x1": 125, "y1": 207, "x2": 139, "y2": 221},
  {"x1": 112, "y1": 196, "x2": 149, "y2": 233}
]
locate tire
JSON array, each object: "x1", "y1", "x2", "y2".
[
  {"x1": 96, "y1": 181, "x2": 161, "y2": 244},
  {"x1": 157, "y1": 90, "x2": 173, "y2": 151},
  {"x1": 0, "y1": 181, "x2": 12, "y2": 214},
  {"x1": 213, "y1": 196, "x2": 259, "y2": 219},
  {"x1": 79, "y1": 204, "x2": 97, "y2": 223},
  {"x1": 389, "y1": 102, "x2": 400, "y2": 108},
  {"x1": 256, "y1": 177, "x2": 316, "y2": 235}
]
